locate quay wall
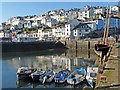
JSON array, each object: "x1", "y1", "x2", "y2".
[{"x1": 1, "y1": 41, "x2": 66, "y2": 53}]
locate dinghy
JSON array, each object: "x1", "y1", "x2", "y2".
[
  {"x1": 31, "y1": 69, "x2": 46, "y2": 82},
  {"x1": 42, "y1": 70, "x2": 56, "y2": 84},
  {"x1": 86, "y1": 66, "x2": 98, "y2": 88},
  {"x1": 67, "y1": 68, "x2": 86, "y2": 85},
  {"x1": 16, "y1": 67, "x2": 36, "y2": 80},
  {"x1": 54, "y1": 69, "x2": 71, "y2": 84}
]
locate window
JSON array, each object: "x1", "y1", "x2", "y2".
[
  {"x1": 75, "y1": 33, "x2": 76, "y2": 35},
  {"x1": 79, "y1": 33, "x2": 81, "y2": 35},
  {"x1": 67, "y1": 29, "x2": 69, "y2": 31},
  {"x1": 67, "y1": 33, "x2": 68, "y2": 35},
  {"x1": 85, "y1": 29, "x2": 88, "y2": 32}
]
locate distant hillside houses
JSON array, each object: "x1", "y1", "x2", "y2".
[{"x1": 0, "y1": 5, "x2": 120, "y2": 40}]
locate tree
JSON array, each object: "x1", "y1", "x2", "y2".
[{"x1": 23, "y1": 28, "x2": 29, "y2": 33}]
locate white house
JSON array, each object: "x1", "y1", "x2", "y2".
[
  {"x1": 65, "y1": 10, "x2": 78, "y2": 21},
  {"x1": 24, "y1": 16, "x2": 36, "y2": 21},
  {"x1": 37, "y1": 28, "x2": 53, "y2": 40},
  {"x1": 94, "y1": 7, "x2": 106, "y2": 15},
  {"x1": 32, "y1": 20, "x2": 39, "y2": 27},
  {"x1": 111, "y1": 5, "x2": 120, "y2": 13},
  {"x1": 24, "y1": 20, "x2": 33, "y2": 28},
  {"x1": 78, "y1": 6, "x2": 94, "y2": 19},
  {"x1": 65, "y1": 19, "x2": 80, "y2": 40},
  {"x1": 0, "y1": 23, "x2": 6, "y2": 30},
  {"x1": 0, "y1": 31, "x2": 10, "y2": 38},
  {"x1": 50, "y1": 14, "x2": 60, "y2": 22},
  {"x1": 41, "y1": 17, "x2": 59, "y2": 27},
  {"x1": 93, "y1": 13, "x2": 104, "y2": 20},
  {"x1": 52, "y1": 25, "x2": 65, "y2": 40},
  {"x1": 6, "y1": 17, "x2": 24, "y2": 29},
  {"x1": 0, "y1": 31, "x2": 11, "y2": 42},
  {"x1": 73, "y1": 23, "x2": 93, "y2": 39},
  {"x1": 79, "y1": 21, "x2": 97, "y2": 31}
]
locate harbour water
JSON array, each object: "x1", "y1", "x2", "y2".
[{"x1": 1, "y1": 49, "x2": 98, "y2": 88}]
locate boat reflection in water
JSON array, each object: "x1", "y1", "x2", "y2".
[{"x1": 2, "y1": 49, "x2": 96, "y2": 88}]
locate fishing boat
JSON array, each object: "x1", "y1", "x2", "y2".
[
  {"x1": 42, "y1": 70, "x2": 56, "y2": 84},
  {"x1": 94, "y1": 4, "x2": 111, "y2": 58},
  {"x1": 86, "y1": 66, "x2": 98, "y2": 88},
  {"x1": 86, "y1": 66, "x2": 98, "y2": 80},
  {"x1": 31, "y1": 69, "x2": 46, "y2": 82},
  {"x1": 67, "y1": 68, "x2": 86, "y2": 85},
  {"x1": 54, "y1": 69, "x2": 71, "y2": 84},
  {"x1": 16, "y1": 67, "x2": 36, "y2": 80}
]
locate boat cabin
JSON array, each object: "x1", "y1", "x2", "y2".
[{"x1": 86, "y1": 67, "x2": 98, "y2": 80}]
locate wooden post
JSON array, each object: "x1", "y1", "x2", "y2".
[
  {"x1": 88, "y1": 50, "x2": 90, "y2": 58},
  {"x1": 88, "y1": 41, "x2": 90, "y2": 50},
  {"x1": 76, "y1": 41, "x2": 78, "y2": 50},
  {"x1": 75, "y1": 49, "x2": 77, "y2": 57}
]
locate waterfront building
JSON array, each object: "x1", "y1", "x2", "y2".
[
  {"x1": 32, "y1": 20, "x2": 39, "y2": 27},
  {"x1": 41, "y1": 16, "x2": 59, "y2": 27},
  {"x1": 87, "y1": 21, "x2": 97, "y2": 31},
  {"x1": 2, "y1": 4, "x2": 120, "y2": 41},
  {"x1": 109, "y1": 16, "x2": 120, "y2": 29},
  {"x1": 111, "y1": 5, "x2": 120, "y2": 15},
  {"x1": 11, "y1": 20, "x2": 24, "y2": 29},
  {"x1": 23, "y1": 20, "x2": 33, "y2": 28},
  {"x1": 78, "y1": 6, "x2": 94, "y2": 19},
  {"x1": 65, "y1": 19, "x2": 80, "y2": 40},
  {"x1": 27, "y1": 31, "x2": 38, "y2": 38},
  {"x1": 93, "y1": 19, "x2": 104, "y2": 30},
  {"x1": 5, "y1": 17, "x2": 24, "y2": 30},
  {"x1": 37, "y1": 28, "x2": 53, "y2": 40},
  {"x1": 0, "y1": 23, "x2": 6, "y2": 30},
  {"x1": 52, "y1": 25, "x2": 65, "y2": 40},
  {"x1": 73, "y1": 23, "x2": 93, "y2": 39},
  {"x1": 50, "y1": 15, "x2": 60, "y2": 22},
  {"x1": 94, "y1": 6, "x2": 106, "y2": 15},
  {"x1": 65, "y1": 9, "x2": 79, "y2": 21},
  {"x1": 93, "y1": 13, "x2": 105, "y2": 20},
  {"x1": 0, "y1": 31, "x2": 11, "y2": 42},
  {"x1": 24, "y1": 15, "x2": 36, "y2": 21},
  {"x1": 58, "y1": 16, "x2": 66, "y2": 23}
]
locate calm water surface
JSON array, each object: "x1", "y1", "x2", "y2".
[{"x1": 2, "y1": 49, "x2": 97, "y2": 88}]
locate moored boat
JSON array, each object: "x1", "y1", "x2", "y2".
[
  {"x1": 31, "y1": 69, "x2": 46, "y2": 82},
  {"x1": 16, "y1": 67, "x2": 36, "y2": 80},
  {"x1": 86, "y1": 66, "x2": 98, "y2": 88},
  {"x1": 42, "y1": 70, "x2": 56, "y2": 84},
  {"x1": 94, "y1": 4, "x2": 111, "y2": 58},
  {"x1": 95, "y1": 44, "x2": 109, "y2": 52},
  {"x1": 67, "y1": 68, "x2": 86, "y2": 85},
  {"x1": 54, "y1": 69, "x2": 71, "y2": 84}
]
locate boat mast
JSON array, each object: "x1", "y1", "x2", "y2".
[{"x1": 103, "y1": 3, "x2": 110, "y2": 45}]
